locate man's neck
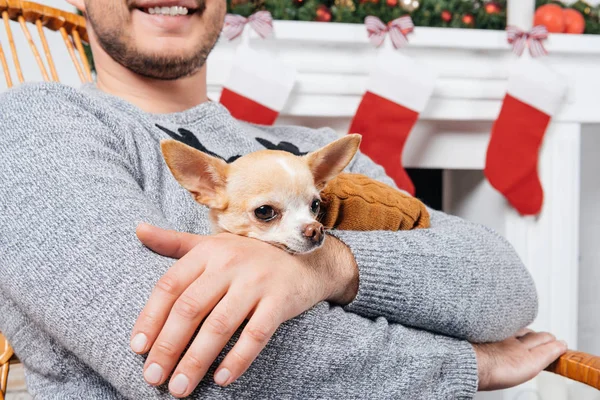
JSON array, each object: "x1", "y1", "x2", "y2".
[{"x1": 93, "y1": 46, "x2": 209, "y2": 115}]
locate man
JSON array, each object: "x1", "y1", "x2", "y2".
[{"x1": 0, "y1": 0, "x2": 566, "y2": 398}]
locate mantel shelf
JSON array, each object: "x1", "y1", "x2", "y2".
[{"x1": 244, "y1": 21, "x2": 600, "y2": 55}]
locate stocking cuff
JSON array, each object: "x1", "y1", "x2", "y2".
[
  {"x1": 366, "y1": 47, "x2": 436, "y2": 113},
  {"x1": 222, "y1": 44, "x2": 297, "y2": 113},
  {"x1": 507, "y1": 55, "x2": 567, "y2": 116}
]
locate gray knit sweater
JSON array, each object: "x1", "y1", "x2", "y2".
[{"x1": 0, "y1": 82, "x2": 537, "y2": 400}]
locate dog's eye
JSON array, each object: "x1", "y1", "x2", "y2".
[
  {"x1": 310, "y1": 199, "x2": 321, "y2": 215},
  {"x1": 254, "y1": 205, "x2": 277, "y2": 221}
]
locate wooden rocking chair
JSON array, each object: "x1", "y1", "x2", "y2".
[
  {"x1": 0, "y1": 1, "x2": 599, "y2": 399},
  {"x1": 0, "y1": 0, "x2": 91, "y2": 88}
]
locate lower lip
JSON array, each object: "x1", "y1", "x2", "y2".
[{"x1": 132, "y1": 9, "x2": 196, "y2": 31}]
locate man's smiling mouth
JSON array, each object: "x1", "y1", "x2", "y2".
[
  {"x1": 132, "y1": 0, "x2": 205, "y2": 16},
  {"x1": 140, "y1": 6, "x2": 196, "y2": 16}
]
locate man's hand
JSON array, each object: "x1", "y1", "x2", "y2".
[
  {"x1": 131, "y1": 223, "x2": 358, "y2": 398},
  {"x1": 474, "y1": 329, "x2": 568, "y2": 391}
]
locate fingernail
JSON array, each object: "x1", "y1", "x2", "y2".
[
  {"x1": 144, "y1": 363, "x2": 163, "y2": 385},
  {"x1": 214, "y1": 368, "x2": 231, "y2": 386},
  {"x1": 560, "y1": 340, "x2": 568, "y2": 347},
  {"x1": 169, "y1": 374, "x2": 189, "y2": 395},
  {"x1": 130, "y1": 333, "x2": 148, "y2": 353}
]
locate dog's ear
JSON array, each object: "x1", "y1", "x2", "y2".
[
  {"x1": 161, "y1": 139, "x2": 229, "y2": 209},
  {"x1": 305, "y1": 134, "x2": 361, "y2": 189}
]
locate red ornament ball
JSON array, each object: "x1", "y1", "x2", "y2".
[
  {"x1": 485, "y1": 2, "x2": 501, "y2": 14},
  {"x1": 462, "y1": 14, "x2": 474, "y2": 25},
  {"x1": 563, "y1": 8, "x2": 585, "y2": 34},
  {"x1": 386, "y1": 0, "x2": 398, "y2": 6},
  {"x1": 534, "y1": 4, "x2": 565, "y2": 33},
  {"x1": 441, "y1": 10, "x2": 452, "y2": 22},
  {"x1": 316, "y1": 4, "x2": 332, "y2": 22}
]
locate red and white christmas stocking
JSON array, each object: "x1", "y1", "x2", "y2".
[
  {"x1": 219, "y1": 12, "x2": 296, "y2": 126},
  {"x1": 349, "y1": 18, "x2": 436, "y2": 195},
  {"x1": 485, "y1": 55, "x2": 567, "y2": 215}
]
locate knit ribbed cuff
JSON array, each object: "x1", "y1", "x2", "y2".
[
  {"x1": 327, "y1": 229, "x2": 410, "y2": 320},
  {"x1": 445, "y1": 340, "x2": 479, "y2": 399}
]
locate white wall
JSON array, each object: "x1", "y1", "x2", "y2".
[
  {"x1": 0, "y1": 0, "x2": 83, "y2": 92},
  {"x1": 578, "y1": 125, "x2": 600, "y2": 357}
]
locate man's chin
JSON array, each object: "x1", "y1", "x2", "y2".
[
  {"x1": 126, "y1": 60, "x2": 201, "y2": 80},
  {"x1": 112, "y1": 46, "x2": 206, "y2": 80}
]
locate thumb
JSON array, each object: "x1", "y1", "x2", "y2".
[{"x1": 136, "y1": 223, "x2": 204, "y2": 259}]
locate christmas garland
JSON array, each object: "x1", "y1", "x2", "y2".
[{"x1": 229, "y1": 0, "x2": 600, "y2": 34}]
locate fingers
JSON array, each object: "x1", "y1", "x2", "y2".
[
  {"x1": 517, "y1": 331, "x2": 556, "y2": 349},
  {"x1": 142, "y1": 271, "x2": 230, "y2": 389},
  {"x1": 136, "y1": 223, "x2": 204, "y2": 258},
  {"x1": 166, "y1": 293, "x2": 258, "y2": 398},
  {"x1": 515, "y1": 328, "x2": 534, "y2": 338},
  {"x1": 529, "y1": 340, "x2": 568, "y2": 370},
  {"x1": 130, "y1": 246, "x2": 207, "y2": 354},
  {"x1": 214, "y1": 300, "x2": 280, "y2": 387}
]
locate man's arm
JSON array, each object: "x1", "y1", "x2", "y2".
[
  {"x1": 137, "y1": 225, "x2": 566, "y2": 395},
  {"x1": 0, "y1": 88, "x2": 480, "y2": 399},
  {"x1": 329, "y1": 133, "x2": 538, "y2": 343}
]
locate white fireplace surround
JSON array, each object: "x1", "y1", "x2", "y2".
[{"x1": 2, "y1": 1, "x2": 600, "y2": 399}]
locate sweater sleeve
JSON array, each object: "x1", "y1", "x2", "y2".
[
  {"x1": 0, "y1": 87, "x2": 479, "y2": 399},
  {"x1": 330, "y1": 138, "x2": 539, "y2": 343}
]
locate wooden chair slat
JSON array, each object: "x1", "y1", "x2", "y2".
[
  {"x1": 36, "y1": 19, "x2": 58, "y2": 81},
  {"x1": 0, "y1": 333, "x2": 13, "y2": 397},
  {"x1": 0, "y1": 41, "x2": 12, "y2": 87},
  {"x1": 0, "y1": 363, "x2": 8, "y2": 398},
  {"x1": 18, "y1": 15, "x2": 48, "y2": 81},
  {"x1": 2, "y1": 10, "x2": 23, "y2": 83},
  {"x1": 59, "y1": 26, "x2": 85, "y2": 83},
  {"x1": 72, "y1": 28, "x2": 91, "y2": 82}
]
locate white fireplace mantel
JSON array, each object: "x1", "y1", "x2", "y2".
[
  {"x1": 208, "y1": 21, "x2": 600, "y2": 174},
  {"x1": 208, "y1": 21, "x2": 600, "y2": 121},
  {"x1": 208, "y1": 22, "x2": 599, "y2": 400}
]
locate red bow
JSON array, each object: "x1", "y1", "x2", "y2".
[
  {"x1": 506, "y1": 25, "x2": 549, "y2": 57},
  {"x1": 223, "y1": 11, "x2": 273, "y2": 40},
  {"x1": 365, "y1": 16, "x2": 414, "y2": 49}
]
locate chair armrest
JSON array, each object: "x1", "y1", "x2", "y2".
[
  {"x1": 546, "y1": 350, "x2": 600, "y2": 390},
  {"x1": 0, "y1": 334, "x2": 12, "y2": 366},
  {"x1": 0, "y1": 333, "x2": 12, "y2": 398}
]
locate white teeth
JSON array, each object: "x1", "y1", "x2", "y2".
[{"x1": 147, "y1": 5, "x2": 189, "y2": 16}]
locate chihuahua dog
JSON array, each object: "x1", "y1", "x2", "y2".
[{"x1": 161, "y1": 134, "x2": 361, "y2": 254}]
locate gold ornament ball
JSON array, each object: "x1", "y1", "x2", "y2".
[
  {"x1": 400, "y1": 0, "x2": 420, "y2": 12},
  {"x1": 335, "y1": 0, "x2": 356, "y2": 11}
]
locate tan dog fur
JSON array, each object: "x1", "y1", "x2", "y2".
[{"x1": 161, "y1": 134, "x2": 361, "y2": 254}]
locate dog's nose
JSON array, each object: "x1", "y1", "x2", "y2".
[{"x1": 303, "y1": 222, "x2": 324, "y2": 244}]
